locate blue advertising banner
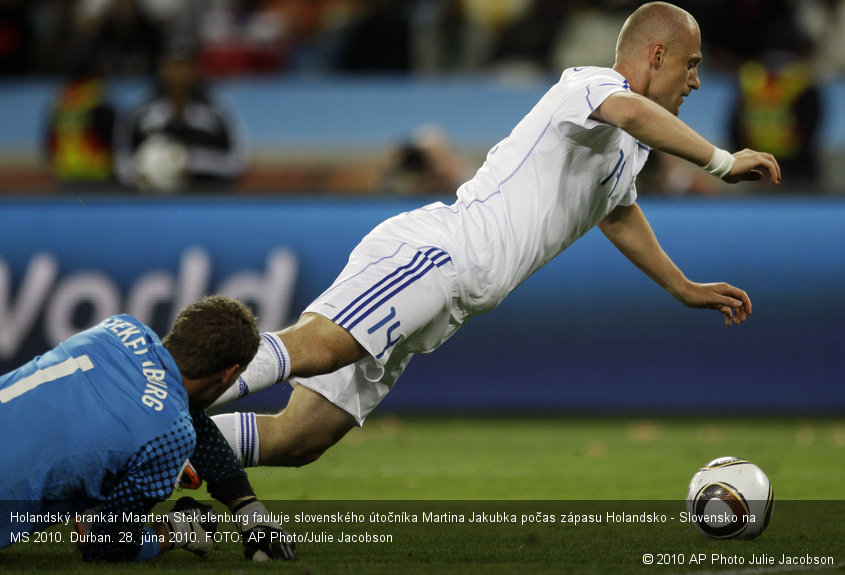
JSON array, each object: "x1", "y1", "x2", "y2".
[{"x1": 1, "y1": 196, "x2": 842, "y2": 414}]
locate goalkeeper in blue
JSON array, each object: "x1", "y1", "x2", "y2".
[{"x1": 0, "y1": 295, "x2": 295, "y2": 563}]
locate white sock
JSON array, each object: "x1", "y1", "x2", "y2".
[
  {"x1": 212, "y1": 412, "x2": 260, "y2": 467},
  {"x1": 211, "y1": 332, "x2": 291, "y2": 407}
]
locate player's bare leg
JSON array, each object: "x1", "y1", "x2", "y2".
[
  {"x1": 211, "y1": 314, "x2": 366, "y2": 467},
  {"x1": 256, "y1": 385, "x2": 357, "y2": 467},
  {"x1": 278, "y1": 313, "x2": 367, "y2": 378}
]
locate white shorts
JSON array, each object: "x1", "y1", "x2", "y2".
[{"x1": 294, "y1": 237, "x2": 465, "y2": 425}]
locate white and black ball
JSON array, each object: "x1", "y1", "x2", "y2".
[{"x1": 686, "y1": 456, "x2": 774, "y2": 540}]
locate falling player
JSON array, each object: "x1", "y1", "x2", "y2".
[{"x1": 210, "y1": 2, "x2": 780, "y2": 470}]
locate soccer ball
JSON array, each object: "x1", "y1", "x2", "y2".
[
  {"x1": 685, "y1": 456, "x2": 774, "y2": 540},
  {"x1": 134, "y1": 134, "x2": 189, "y2": 193}
]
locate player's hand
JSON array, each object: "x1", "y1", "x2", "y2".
[
  {"x1": 678, "y1": 281, "x2": 752, "y2": 327},
  {"x1": 163, "y1": 497, "x2": 218, "y2": 557},
  {"x1": 233, "y1": 498, "x2": 296, "y2": 561},
  {"x1": 722, "y1": 149, "x2": 781, "y2": 184}
]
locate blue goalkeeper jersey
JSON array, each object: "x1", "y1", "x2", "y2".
[{"x1": 0, "y1": 314, "x2": 195, "y2": 549}]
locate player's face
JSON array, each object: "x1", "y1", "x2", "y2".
[{"x1": 649, "y1": 24, "x2": 702, "y2": 116}]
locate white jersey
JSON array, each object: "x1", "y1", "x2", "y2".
[
  {"x1": 373, "y1": 66, "x2": 651, "y2": 316},
  {"x1": 297, "y1": 67, "x2": 652, "y2": 423}
]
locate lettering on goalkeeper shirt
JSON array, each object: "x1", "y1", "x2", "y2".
[
  {"x1": 100, "y1": 317, "x2": 149, "y2": 355},
  {"x1": 98, "y1": 318, "x2": 168, "y2": 410},
  {"x1": 141, "y1": 361, "x2": 168, "y2": 411}
]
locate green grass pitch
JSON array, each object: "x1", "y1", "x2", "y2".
[{"x1": 2, "y1": 416, "x2": 843, "y2": 574}]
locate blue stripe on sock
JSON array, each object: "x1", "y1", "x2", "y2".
[
  {"x1": 238, "y1": 412, "x2": 246, "y2": 464},
  {"x1": 238, "y1": 412, "x2": 254, "y2": 467},
  {"x1": 261, "y1": 333, "x2": 287, "y2": 382}
]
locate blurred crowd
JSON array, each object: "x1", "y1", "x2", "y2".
[
  {"x1": 4, "y1": 0, "x2": 845, "y2": 79},
  {"x1": 2, "y1": 0, "x2": 842, "y2": 194}
]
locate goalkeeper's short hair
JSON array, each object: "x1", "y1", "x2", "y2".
[{"x1": 163, "y1": 295, "x2": 260, "y2": 379}]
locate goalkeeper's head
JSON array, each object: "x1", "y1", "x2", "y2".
[{"x1": 163, "y1": 295, "x2": 260, "y2": 409}]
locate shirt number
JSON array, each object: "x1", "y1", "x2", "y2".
[{"x1": 0, "y1": 355, "x2": 94, "y2": 404}]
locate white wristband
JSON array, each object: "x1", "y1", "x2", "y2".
[{"x1": 703, "y1": 147, "x2": 736, "y2": 178}]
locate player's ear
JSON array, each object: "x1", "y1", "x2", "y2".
[
  {"x1": 649, "y1": 43, "x2": 665, "y2": 69},
  {"x1": 220, "y1": 364, "x2": 243, "y2": 387}
]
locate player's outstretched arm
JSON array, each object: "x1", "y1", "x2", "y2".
[
  {"x1": 598, "y1": 203, "x2": 751, "y2": 327},
  {"x1": 591, "y1": 92, "x2": 781, "y2": 185}
]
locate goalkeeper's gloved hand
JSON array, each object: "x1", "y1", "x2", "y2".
[
  {"x1": 233, "y1": 498, "x2": 296, "y2": 561},
  {"x1": 163, "y1": 497, "x2": 218, "y2": 557}
]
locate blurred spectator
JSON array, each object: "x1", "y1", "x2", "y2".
[
  {"x1": 796, "y1": 0, "x2": 845, "y2": 80},
  {"x1": 44, "y1": 63, "x2": 117, "y2": 187},
  {"x1": 411, "y1": 0, "x2": 492, "y2": 75},
  {"x1": 194, "y1": 0, "x2": 287, "y2": 76},
  {"x1": 684, "y1": 0, "x2": 806, "y2": 71},
  {"x1": 282, "y1": 0, "x2": 357, "y2": 72},
  {"x1": 380, "y1": 125, "x2": 470, "y2": 195},
  {"x1": 551, "y1": 0, "x2": 635, "y2": 71},
  {"x1": 77, "y1": 0, "x2": 166, "y2": 77},
  {"x1": 335, "y1": 0, "x2": 414, "y2": 73},
  {"x1": 0, "y1": 0, "x2": 34, "y2": 76},
  {"x1": 113, "y1": 37, "x2": 246, "y2": 193},
  {"x1": 28, "y1": 0, "x2": 85, "y2": 76},
  {"x1": 729, "y1": 50, "x2": 823, "y2": 186},
  {"x1": 486, "y1": 0, "x2": 568, "y2": 77}
]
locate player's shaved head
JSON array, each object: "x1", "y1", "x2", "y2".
[{"x1": 615, "y1": 2, "x2": 698, "y2": 65}]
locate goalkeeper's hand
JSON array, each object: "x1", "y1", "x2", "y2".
[
  {"x1": 163, "y1": 497, "x2": 218, "y2": 557},
  {"x1": 233, "y1": 498, "x2": 296, "y2": 561}
]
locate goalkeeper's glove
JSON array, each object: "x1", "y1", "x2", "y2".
[
  {"x1": 163, "y1": 497, "x2": 217, "y2": 557},
  {"x1": 233, "y1": 498, "x2": 296, "y2": 561}
]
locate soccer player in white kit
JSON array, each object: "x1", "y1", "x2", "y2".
[{"x1": 212, "y1": 2, "x2": 781, "y2": 469}]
